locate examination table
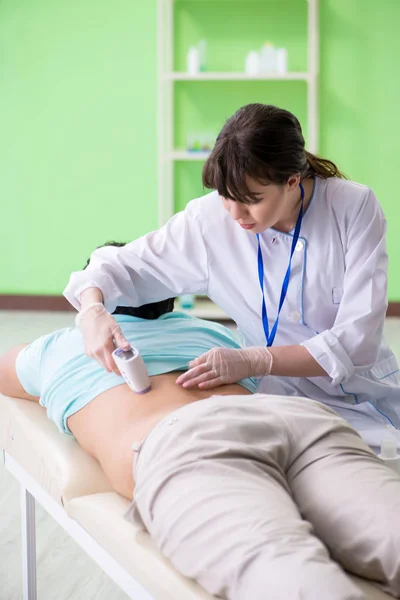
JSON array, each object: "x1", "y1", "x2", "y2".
[{"x1": 0, "y1": 393, "x2": 395, "y2": 600}]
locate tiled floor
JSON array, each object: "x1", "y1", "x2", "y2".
[{"x1": 0, "y1": 311, "x2": 399, "y2": 600}]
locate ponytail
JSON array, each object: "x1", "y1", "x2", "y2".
[
  {"x1": 304, "y1": 150, "x2": 346, "y2": 179},
  {"x1": 203, "y1": 105, "x2": 347, "y2": 203}
]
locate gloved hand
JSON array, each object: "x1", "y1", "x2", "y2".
[
  {"x1": 77, "y1": 303, "x2": 131, "y2": 374},
  {"x1": 176, "y1": 346, "x2": 273, "y2": 390}
]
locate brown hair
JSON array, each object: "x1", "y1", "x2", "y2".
[{"x1": 203, "y1": 104, "x2": 345, "y2": 204}]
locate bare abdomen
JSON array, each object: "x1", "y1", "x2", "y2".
[{"x1": 67, "y1": 373, "x2": 250, "y2": 498}]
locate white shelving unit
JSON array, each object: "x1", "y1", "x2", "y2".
[
  {"x1": 157, "y1": 0, "x2": 319, "y2": 226},
  {"x1": 168, "y1": 150, "x2": 211, "y2": 161},
  {"x1": 165, "y1": 72, "x2": 310, "y2": 81}
]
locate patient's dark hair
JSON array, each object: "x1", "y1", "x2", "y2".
[{"x1": 84, "y1": 242, "x2": 175, "y2": 319}]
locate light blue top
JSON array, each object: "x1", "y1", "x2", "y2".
[{"x1": 16, "y1": 311, "x2": 258, "y2": 434}]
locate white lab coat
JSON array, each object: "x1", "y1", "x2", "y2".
[{"x1": 65, "y1": 177, "x2": 400, "y2": 448}]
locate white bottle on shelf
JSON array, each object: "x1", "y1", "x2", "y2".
[
  {"x1": 187, "y1": 46, "x2": 200, "y2": 75},
  {"x1": 276, "y1": 48, "x2": 288, "y2": 75},
  {"x1": 260, "y1": 41, "x2": 276, "y2": 74},
  {"x1": 245, "y1": 51, "x2": 260, "y2": 76}
]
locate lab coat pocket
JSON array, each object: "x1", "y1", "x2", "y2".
[
  {"x1": 332, "y1": 287, "x2": 344, "y2": 305},
  {"x1": 370, "y1": 355, "x2": 399, "y2": 383}
]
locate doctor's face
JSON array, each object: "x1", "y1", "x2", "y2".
[{"x1": 222, "y1": 176, "x2": 299, "y2": 234}]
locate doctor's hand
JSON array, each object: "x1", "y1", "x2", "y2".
[
  {"x1": 176, "y1": 347, "x2": 273, "y2": 390},
  {"x1": 77, "y1": 304, "x2": 131, "y2": 375}
]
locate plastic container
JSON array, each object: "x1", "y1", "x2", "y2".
[
  {"x1": 260, "y1": 42, "x2": 276, "y2": 74},
  {"x1": 187, "y1": 133, "x2": 202, "y2": 152},
  {"x1": 179, "y1": 294, "x2": 196, "y2": 310},
  {"x1": 245, "y1": 51, "x2": 260, "y2": 76},
  {"x1": 199, "y1": 133, "x2": 214, "y2": 152},
  {"x1": 378, "y1": 433, "x2": 400, "y2": 475},
  {"x1": 187, "y1": 46, "x2": 200, "y2": 75},
  {"x1": 187, "y1": 132, "x2": 214, "y2": 153},
  {"x1": 276, "y1": 48, "x2": 288, "y2": 75}
]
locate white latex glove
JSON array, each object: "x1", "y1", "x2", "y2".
[
  {"x1": 78, "y1": 304, "x2": 131, "y2": 374},
  {"x1": 176, "y1": 347, "x2": 273, "y2": 390}
]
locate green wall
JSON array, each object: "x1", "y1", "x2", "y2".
[
  {"x1": 1, "y1": 0, "x2": 399, "y2": 299},
  {"x1": 0, "y1": 0, "x2": 157, "y2": 294},
  {"x1": 320, "y1": 0, "x2": 400, "y2": 301}
]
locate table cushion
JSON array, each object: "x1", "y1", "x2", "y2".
[
  {"x1": 0, "y1": 394, "x2": 112, "y2": 505},
  {"x1": 66, "y1": 492, "x2": 212, "y2": 600},
  {"x1": 1, "y1": 393, "x2": 395, "y2": 599},
  {"x1": 66, "y1": 492, "x2": 395, "y2": 600}
]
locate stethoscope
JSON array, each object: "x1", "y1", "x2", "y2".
[{"x1": 256, "y1": 183, "x2": 305, "y2": 347}]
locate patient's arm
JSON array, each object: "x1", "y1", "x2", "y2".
[{"x1": 0, "y1": 345, "x2": 40, "y2": 402}]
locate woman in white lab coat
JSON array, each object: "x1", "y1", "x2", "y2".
[{"x1": 65, "y1": 103, "x2": 400, "y2": 448}]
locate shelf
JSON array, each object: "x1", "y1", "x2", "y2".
[
  {"x1": 174, "y1": 0, "x2": 301, "y2": 3},
  {"x1": 168, "y1": 150, "x2": 211, "y2": 161},
  {"x1": 157, "y1": 0, "x2": 318, "y2": 226},
  {"x1": 179, "y1": 299, "x2": 232, "y2": 322},
  {"x1": 165, "y1": 71, "x2": 310, "y2": 82}
]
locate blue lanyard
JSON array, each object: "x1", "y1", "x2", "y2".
[{"x1": 256, "y1": 183, "x2": 305, "y2": 347}]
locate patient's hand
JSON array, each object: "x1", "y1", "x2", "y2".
[
  {"x1": 176, "y1": 347, "x2": 273, "y2": 389},
  {"x1": 79, "y1": 305, "x2": 131, "y2": 375}
]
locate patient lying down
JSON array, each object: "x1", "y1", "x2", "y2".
[{"x1": 1, "y1": 245, "x2": 400, "y2": 600}]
